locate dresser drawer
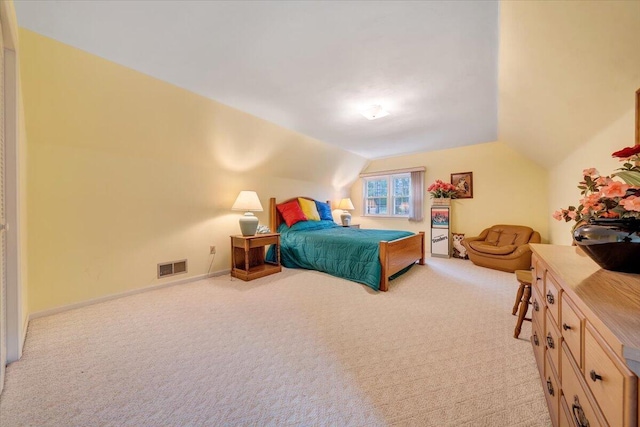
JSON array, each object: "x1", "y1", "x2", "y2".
[
  {"x1": 546, "y1": 310, "x2": 562, "y2": 377},
  {"x1": 561, "y1": 342, "x2": 607, "y2": 427},
  {"x1": 559, "y1": 396, "x2": 574, "y2": 427},
  {"x1": 545, "y1": 272, "x2": 562, "y2": 327},
  {"x1": 532, "y1": 317, "x2": 545, "y2": 379},
  {"x1": 545, "y1": 351, "x2": 561, "y2": 426},
  {"x1": 561, "y1": 293, "x2": 584, "y2": 369},
  {"x1": 584, "y1": 323, "x2": 638, "y2": 427},
  {"x1": 531, "y1": 283, "x2": 545, "y2": 329},
  {"x1": 532, "y1": 255, "x2": 545, "y2": 297}
]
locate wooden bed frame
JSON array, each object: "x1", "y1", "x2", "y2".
[{"x1": 269, "y1": 197, "x2": 425, "y2": 291}]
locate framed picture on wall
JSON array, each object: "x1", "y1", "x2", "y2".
[
  {"x1": 451, "y1": 172, "x2": 473, "y2": 199},
  {"x1": 431, "y1": 207, "x2": 450, "y2": 229}
]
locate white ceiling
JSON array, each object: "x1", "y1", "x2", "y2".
[{"x1": 15, "y1": 0, "x2": 499, "y2": 160}]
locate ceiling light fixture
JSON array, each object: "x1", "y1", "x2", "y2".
[{"x1": 360, "y1": 105, "x2": 390, "y2": 120}]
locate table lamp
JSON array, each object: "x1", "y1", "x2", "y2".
[
  {"x1": 338, "y1": 198, "x2": 355, "y2": 226},
  {"x1": 232, "y1": 191, "x2": 263, "y2": 236}
]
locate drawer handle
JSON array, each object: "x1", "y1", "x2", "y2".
[
  {"x1": 533, "y1": 332, "x2": 539, "y2": 346},
  {"x1": 546, "y1": 333, "x2": 555, "y2": 349},
  {"x1": 589, "y1": 370, "x2": 602, "y2": 382},
  {"x1": 546, "y1": 378, "x2": 554, "y2": 396},
  {"x1": 562, "y1": 323, "x2": 571, "y2": 331},
  {"x1": 546, "y1": 291, "x2": 555, "y2": 304},
  {"x1": 572, "y1": 395, "x2": 590, "y2": 427},
  {"x1": 533, "y1": 300, "x2": 539, "y2": 312}
]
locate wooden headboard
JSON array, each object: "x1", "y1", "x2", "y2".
[{"x1": 269, "y1": 197, "x2": 331, "y2": 232}]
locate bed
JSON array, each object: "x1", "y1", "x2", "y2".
[{"x1": 268, "y1": 197, "x2": 425, "y2": 291}]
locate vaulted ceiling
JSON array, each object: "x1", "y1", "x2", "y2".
[{"x1": 15, "y1": 0, "x2": 499, "y2": 160}]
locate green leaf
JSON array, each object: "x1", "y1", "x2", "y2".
[{"x1": 613, "y1": 171, "x2": 640, "y2": 186}]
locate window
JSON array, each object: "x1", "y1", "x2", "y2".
[{"x1": 364, "y1": 173, "x2": 411, "y2": 217}]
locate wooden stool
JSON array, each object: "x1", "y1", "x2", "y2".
[{"x1": 513, "y1": 269, "x2": 533, "y2": 338}]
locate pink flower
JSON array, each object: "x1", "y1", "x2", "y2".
[
  {"x1": 580, "y1": 193, "x2": 601, "y2": 208},
  {"x1": 620, "y1": 196, "x2": 640, "y2": 212},
  {"x1": 601, "y1": 181, "x2": 629, "y2": 198},
  {"x1": 554, "y1": 146, "x2": 640, "y2": 224}
]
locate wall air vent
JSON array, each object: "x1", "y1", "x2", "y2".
[{"x1": 157, "y1": 259, "x2": 188, "y2": 278}]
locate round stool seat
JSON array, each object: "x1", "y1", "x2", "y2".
[{"x1": 515, "y1": 269, "x2": 532, "y2": 285}]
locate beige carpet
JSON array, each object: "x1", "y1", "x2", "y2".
[{"x1": 0, "y1": 258, "x2": 550, "y2": 426}]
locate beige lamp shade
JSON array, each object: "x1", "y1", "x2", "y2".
[
  {"x1": 338, "y1": 198, "x2": 354, "y2": 226},
  {"x1": 232, "y1": 191, "x2": 263, "y2": 212},
  {"x1": 232, "y1": 191, "x2": 263, "y2": 236},
  {"x1": 338, "y1": 198, "x2": 355, "y2": 210}
]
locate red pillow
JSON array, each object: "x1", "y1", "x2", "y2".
[
  {"x1": 274, "y1": 200, "x2": 307, "y2": 227},
  {"x1": 277, "y1": 200, "x2": 307, "y2": 227}
]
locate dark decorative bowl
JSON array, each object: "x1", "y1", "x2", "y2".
[{"x1": 573, "y1": 218, "x2": 640, "y2": 274}]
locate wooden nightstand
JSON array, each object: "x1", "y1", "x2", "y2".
[
  {"x1": 230, "y1": 233, "x2": 281, "y2": 281},
  {"x1": 341, "y1": 224, "x2": 360, "y2": 229}
]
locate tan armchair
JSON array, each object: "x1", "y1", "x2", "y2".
[{"x1": 462, "y1": 225, "x2": 541, "y2": 272}]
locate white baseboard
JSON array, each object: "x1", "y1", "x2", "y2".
[{"x1": 29, "y1": 269, "x2": 230, "y2": 321}]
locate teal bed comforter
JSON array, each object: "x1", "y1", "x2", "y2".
[{"x1": 266, "y1": 220, "x2": 414, "y2": 291}]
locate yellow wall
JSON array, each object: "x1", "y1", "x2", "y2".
[
  {"x1": 350, "y1": 141, "x2": 549, "y2": 245},
  {"x1": 549, "y1": 111, "x2": 634, "y2": 244},
  {"x1": 20, "y1": 29, "x2": 367, "y2": 313},
  {"x1": 499, "y1": 1, "x2": 640, "y2": 245}
]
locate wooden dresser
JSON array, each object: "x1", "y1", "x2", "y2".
[{"x1": 530, "y1": 244, "x2": 640, "y2": 427}]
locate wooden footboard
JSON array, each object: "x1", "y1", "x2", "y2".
[{"x1": 379, "y1": 232, "x2": 425, "y2": 292}]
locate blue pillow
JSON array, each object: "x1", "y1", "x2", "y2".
[{"x1": 315, "y1": 201, "x2": 333, "y2": 221}]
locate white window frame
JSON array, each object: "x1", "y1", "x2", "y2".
[{"x1": 363, "y1": 173, "x2": 411, "y2": 218}]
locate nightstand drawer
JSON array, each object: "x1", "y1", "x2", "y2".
[{"x1": 248, "y1": 235, "x2": 278, "y2": 247}]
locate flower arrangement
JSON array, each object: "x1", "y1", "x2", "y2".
[
  {"x1": 553, "y1": 145, "x2": 640, "y2": 227},
  {"x1": 427, "y1": 179, "x2": 459, "y2": 199}
]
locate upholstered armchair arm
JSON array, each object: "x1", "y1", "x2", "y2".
[
  {"x1": 529, "y1": 231, "x2": 542, "y2": 244},
  {"x1": 508, "y1": 243, "x2": 533, "y2": 260}
]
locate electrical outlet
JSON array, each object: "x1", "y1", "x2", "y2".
[{"x1": 210, "y1": 245, "x2": 216, "y2": 255}]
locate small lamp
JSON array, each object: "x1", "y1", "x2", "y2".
[
  {"x1": 338, "y1": 198, "x2": 355, "y2": 226},
  {"x1": 232, "y1": 191, "x2": 263, "y2": 236}
]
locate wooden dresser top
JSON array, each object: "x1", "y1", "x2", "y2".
[{"x1": 531, "y1": 244, "x2": 640, "y2": 375}]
